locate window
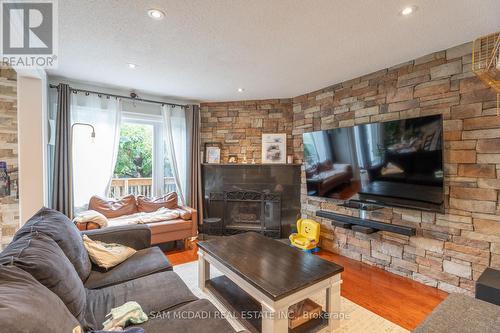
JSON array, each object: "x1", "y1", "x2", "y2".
[
  {"x1": 111, "y1": 123, "x2": 154, "y2": 197},
  {"x1": 163, "y1": 147, "x2": 176, "y2": 194},
  {"x1": 109, "y1": 114, "x2": 177, "y2": 199}
]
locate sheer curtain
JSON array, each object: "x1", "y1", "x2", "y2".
[
  {"x1": 71, "y1": 94, "x2": 121, "y2": 211},
  {"x1": 162, "y1": 105, "x2": 187, "y2": 205}
]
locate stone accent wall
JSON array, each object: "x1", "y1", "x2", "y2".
[
  {"x1": 199, "y1": 40, "x2": 499, "y2": 294},
  {"x1": 292, "y1": 42, "x2": 498, "y2": 294},
  {"x1": 0, "y1": 66, "x2": 18, "y2": 249},
  {"x1": 200, "y1": 99, "x2": 293, "y2": 163}
]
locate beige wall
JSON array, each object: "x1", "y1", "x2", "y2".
[
  {"x1": 17, "y1": 74, "x2": 48, "y2": 222},
  {"x1": 0, "y1": 66, "x2": 18, "y2": 248}
]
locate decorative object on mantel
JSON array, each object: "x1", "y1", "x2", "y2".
[
  {"x1": 287, "y1": 154, "x2": 294, "y2": 164},
  {"x1": 472, "y1": 31, "x2": 500, "y2": 115},
  {"x1": 262, "y1": 133, "x2": 286, "y2": 164},
  {"x1": 204, "y1": 142, "x2": 221, "y2": 164},
  {"x1": 227, "y1": 155, "x2": 238, "y2": 164}
]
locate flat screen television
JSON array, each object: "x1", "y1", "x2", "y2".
[{"x1": 303, "y1": 115, "x2": 444, "y2": 212}]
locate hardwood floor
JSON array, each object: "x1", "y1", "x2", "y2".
[
  {"x1": 164, "y1": 240, "x2": 199, "y2": 266},
  {"x1": 165, "y1": 240, "x2": 447, "y2": 331},
  {"x1": 316, "y1": 250, "x2": 447, "y2": 331}
]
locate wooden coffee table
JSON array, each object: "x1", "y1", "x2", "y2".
[{"x1": 198, "y1": 232, "x2": 343, "y2": 333}]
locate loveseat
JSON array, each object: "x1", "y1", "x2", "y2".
[
  {"x1": 0, "y1": 207, "x2": 235, "y2": 332},
  {"x1": 85, "y1": 192, "x2": 197, "y2": 246}
]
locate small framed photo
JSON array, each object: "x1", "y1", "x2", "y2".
[
  {"x1": 204, "y1": 142, "x2": 221, "y2": 164},
  {"x1": 228, "y1": 155, "x2": 238, "y2": 164},
  {"x1": 262, "y1": 133, "x2": 287, "y2": 164}
]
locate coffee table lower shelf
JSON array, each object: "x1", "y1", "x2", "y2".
[{"x1": 206, "y1": 275, "x2": 329, "y2": 333}]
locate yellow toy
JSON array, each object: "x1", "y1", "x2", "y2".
[{"x1": 289, "y1": 218, "x2": 320, "y2": 253}]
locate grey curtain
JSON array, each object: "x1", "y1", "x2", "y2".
[
  {"x1": 186, "y1": 105, "x2": 202, "y2": 226},
  {"x1": 51, "y1": 84, "x2": 73, "y2": 218}
]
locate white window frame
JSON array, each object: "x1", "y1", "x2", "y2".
[{"x1": 120, "y1": 112, "x2": 165, "y2": 196}]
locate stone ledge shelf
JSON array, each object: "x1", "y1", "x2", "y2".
[{"x1": 316, "y1": 210, "x2": 416, "y2": 236}]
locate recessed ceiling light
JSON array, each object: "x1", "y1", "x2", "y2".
[
  {"x1": 401, "y1": 6, "x2": 417, "y2": 16},
  {"x1": 127, "y1": 63, "x2": 137, "y2": 69},
  {"x1": 238, "y1": 88, "x2": 245, "y2": 92},
  {"x1": 147, "y1": 9, "x2": 165, "y2": 20}
]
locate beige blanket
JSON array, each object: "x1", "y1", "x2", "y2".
[
  {"x1": 108, "y1": 207, "x2": 180, "y2": 226},
  {"x1": 73, "y1": 210, "x2": 108, "y2": 228}
]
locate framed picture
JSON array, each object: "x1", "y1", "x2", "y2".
[
  {"x1": 228, "y1": 155, "x2": 238, "y2": 164},
  {"x1": 262, "y1": 133, "x2": 287, "y2": 164},
  {"x1": 204, "y1": 142, "x2": 221, "y2": 164}
]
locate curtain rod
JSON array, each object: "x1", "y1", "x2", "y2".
[{"x1": 48, "y1": 84, "x2": 187, "y2": 108}]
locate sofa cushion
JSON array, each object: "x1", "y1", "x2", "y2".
[
  {"x1": 142, "y1": 299, "x2": 235, "y2": 333},
  {"x1": 137, "y1": 192, "x2": 178, "y2": 212},
  {"x1": 0, "y1": 232, "x2": 87, "y2": 322},
  {"x1": 84, "y1": 247, "x2": 173, "y2": 289},
  {"x1": 89, "y1": 194, "x2": 138, "y2": 218},
  {"x1": 84, "y1": 271, "x2": 198, "y2": 330},
  {"x1": 0, "y1": 265, "x2": 82, "y2": 333},
  {"x1": 13, "y1": 207, "x2": 92, "y2": 282}
]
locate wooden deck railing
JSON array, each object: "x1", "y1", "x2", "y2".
[{"x1": 110, "y1": 177, "x2": 176, "y2": 198}]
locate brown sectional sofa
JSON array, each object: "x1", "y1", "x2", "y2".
[{"x1": 0, "y1": 207, "x2": 235, "y2": 333}]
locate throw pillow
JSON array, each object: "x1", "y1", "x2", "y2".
[
  {"x1": 83, "y1": 235, "x2": 137, "y2": 269},
  {"x1": 137, "y1": 192, "x2": 178, "y2": 212},
  {"x1": 89, "y1": 194, "x2": 138, "y2": 218}
]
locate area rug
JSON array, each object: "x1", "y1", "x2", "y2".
[{"x1": 174, "y1": 261, "x2": 409, "y2": 333}]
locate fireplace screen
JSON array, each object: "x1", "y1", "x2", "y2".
[
  {"x1": 229, "y1": 201, "x2": 261, "y2": 226},
  {"x1": 209, "y1": 190, "x2": 281, "y2": 237}
]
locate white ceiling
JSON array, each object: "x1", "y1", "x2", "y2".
[{"x1": 48, "y1": 0, "x2": 500, "y2": 102}]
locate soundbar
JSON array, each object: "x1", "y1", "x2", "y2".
[{"x1": 316, "y1": 210, "x2": 416, "y2": 236}]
